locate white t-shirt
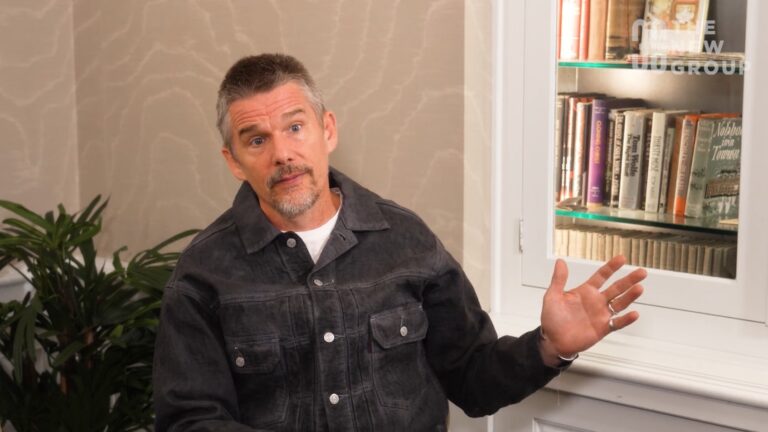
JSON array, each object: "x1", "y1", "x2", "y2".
[{"x1": 293, "y1": 190, "x2": 342, "y2": 263}]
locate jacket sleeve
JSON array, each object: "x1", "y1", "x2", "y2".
[
  {"x1": 153, "y1": 283, "x2": 267, "y2": 432},
  {"x1": 421, "y1": 240, "x2": 564, "y2": 417}
]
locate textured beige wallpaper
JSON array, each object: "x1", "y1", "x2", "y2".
[
  {"x1": 0, "y1": 1, "x2": 80, "y2": 216},
  {"x1": 1, "y1": 0, "x2": 491, "y2": 307},
  {"x1": 72, "y1": 0, "x2": 466, "y2": 262},
  {"x1": 463, "y1": 0, "x2": 492, "y2": 307}
]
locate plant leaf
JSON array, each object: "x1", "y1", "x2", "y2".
[{"x1": 51, "y1": 340, "x2": 86, "y2": 368}]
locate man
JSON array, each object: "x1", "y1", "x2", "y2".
[{"x1": 153, "y1": 53, "x2": 645, "y2": 431}]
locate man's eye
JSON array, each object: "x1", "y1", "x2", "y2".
[
  {"x1": 290, "y1": 124, "x2": 302, "y2": 133},
  {"x1": 250, "y1": 136, "x2": 265, "y2": 146}
]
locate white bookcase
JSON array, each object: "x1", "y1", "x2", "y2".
[{"x1": 488, "y1": 0, "x2": 768, "y2": 430}]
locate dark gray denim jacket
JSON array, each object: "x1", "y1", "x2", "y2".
[{"x1": 153, "y1": 168, "x2": 562, "y2": 432}]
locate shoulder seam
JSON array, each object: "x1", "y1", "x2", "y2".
[
  {"x1": 186, "y1": 219, "x2": 235, "y2": 251},
  {"x1": 375, "y1": 199, "x2": 423, "y2": 221}
]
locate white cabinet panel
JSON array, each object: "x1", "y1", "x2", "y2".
[
  {"x1": 489, "y1": 0, "x2": 768, "y2": 429},
  {"x1": 494, "y1": 390, "x2": 745, "y2": 432}
]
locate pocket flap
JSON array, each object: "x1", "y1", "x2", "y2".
[
  {"x1": 226, "y1": 337, "x2": 281, "y2": 374},
  {"x1": 370, "y1": 304, "x2": 428, "y2": 349}
]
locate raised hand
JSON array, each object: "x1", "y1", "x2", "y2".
[{"x1": 539, "y1": 255, "x2": 646, "y2": 362}]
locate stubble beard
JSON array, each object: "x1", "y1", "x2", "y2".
[{"x1": 267, "y1": 164, "x2": 320, "y2": 219}]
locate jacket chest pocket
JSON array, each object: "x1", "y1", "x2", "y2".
[
  {"x1": 225, "y1": 336, "x2": 288, "y2": 427},
  {"x1": 369, "y1": 303, "x2": 429, "y2": 410}
]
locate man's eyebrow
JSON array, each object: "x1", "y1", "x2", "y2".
[
  {"x1": 282, "y1": 108, "x2": 306, "y2": 120},
  {"x1": 237, "y1": 124, "x2": 263, "y2": 140},
  {"x1": 236, "y1": 108, "x2": 306, "y2": 139}
]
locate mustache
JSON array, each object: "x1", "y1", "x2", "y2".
[{"x1": 266, "y1": 165, "x2": 313, "y2": 188}]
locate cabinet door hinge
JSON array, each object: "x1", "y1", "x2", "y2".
[{"x1": 518, "y1": 219, "x2": 524, "y2": 253}]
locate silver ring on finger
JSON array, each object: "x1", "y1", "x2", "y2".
[
  {"x1": 608, "y1": 300, "x2": 618, "y2": 316},
  {"x1": 608, "y1": 318, "x2": 616, "y2": 332}
]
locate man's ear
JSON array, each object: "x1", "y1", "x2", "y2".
[
  {"x1": 323, "y1": 111, "x2": 338, "y2": 153},
  {"x1": 221, "y1": 147, "x2": 246, "y2": 181}
]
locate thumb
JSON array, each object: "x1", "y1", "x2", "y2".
[{"x1": 548, "y1": 259, "x2": 568, "y2": 295}]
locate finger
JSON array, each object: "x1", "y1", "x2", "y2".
[
  {"x1": 547, "y1": 259, "x2": 569, "y2": 295},
  {"x1": 603, "y1": 267, "x2": 647, "y2": 301},
  {"x1": 608, "y1": 310, "x2": 640, "y2": 332},
  {"x1": 584, "y1": 255, "x2": 626, "y2": 289},
  {"x1": 608, "y1": 283, "x2": 644, "y2": 314}
]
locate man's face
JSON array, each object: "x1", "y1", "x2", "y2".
[{"x1": 222, "y1": 82, "x2": 337, "y2": 223}]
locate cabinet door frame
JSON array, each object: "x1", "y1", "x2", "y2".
[
  {"x1": 492, "y1": 0, "x2": 768, "y2": 325},
  {"x1": 490, "y1": 0, "x2": 768, "y2": 411}
]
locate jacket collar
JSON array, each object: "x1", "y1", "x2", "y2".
[{"x1": 232, "y1": 167, "x2": 389, "y2": 254}]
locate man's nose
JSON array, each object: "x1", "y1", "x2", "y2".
[{"x1": 271, "y1": 134, "x2": 294, "y2": 165}]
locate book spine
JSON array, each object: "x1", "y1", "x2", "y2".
[
  {"x1": 560, "y1": 0, "x2": 582, "y2": 60},
  {"x1": 638, "y1": 115, "x2": 653, "y2": 210},
  {"x1": 557, "y1": 0, "x2": 563, "y2": 59},
  {"x1": 587, "y1": 100, "x2": 610, "y2": 209},
  {"x1": 685, "y1": 119, "x2": 717, "y2": 218},
  {"x1": 703, "y1": 118, "x2": 742, "y2": 220},
  {"x1": 618, "y1": 111, "x2": 646, "y2": 210},
  {"x1": 658, "y1": 125, "x2": 676, "y2": 213},
  {"x1": 609, "y1": 111, "x2": 627, "y2": 207},
  {"x1": 644, "y1": 111, "x2": 668, "y2": 212},
  {"x1": 603, "y1": 116, "x2": 616, "y2": 205},
  {"x1": 627, "y1": 0, "x2": 645, "y2": 54},
  {"x1": 665, "y1": 116, "x2": 686, "y2": 213},
  {"x1": 578, "y1": 0, "x2": 591, "y2": 60},
  {"x1": 554, "y1": 95, "x2": 567, "y2": 202},
  {"x1": 673, "y1": 116, "x2": 699, "y2": 216},
  {"x1": 563, "y1": 97, "x2": 579, "y2": 200},
  {"x1": 587, "y1": 0, "x2": 609, "y2": 60},
  {"x1": 605, "y1": 0, "x2": 645, "y2": 60},
  {"x1": 572, "y1": 101, "x2": 591, "y2": 202}
]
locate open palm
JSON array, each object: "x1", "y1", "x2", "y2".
[{"x1": 540, "y1": 255, "x2": 646, "y2": 357}]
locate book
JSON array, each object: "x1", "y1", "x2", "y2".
[
  {"x1": 645, "y1": 110, "x2": 687, "y2": 212},
  {"x1": 672, "y1": 114, "x2": 701, "y2": 216},
  {"x1": 609, "y1": 106, "x2": 645, "y2": 207},
  {"x1": 563, "y1": 96, "x2": 583, "y2": 200},
  {"x1": 554, "y1": 95, "x2": 568, "y2": 202},
  {"x1": 618, "y1": 110, "x2": 652, "y2": 210},
  {"x1": 579, "y1": 0, "x2": 591, "y2": 60},
  {"x1": 603, "y1": 113, "x2": 616, "y2": 205},
  {"x1": 560, "y1": 0, "x2": 582, "y2": 60},
  {"x1": 674, "y1": 113, "x2": 739, "y2": 216},
  {"x1": 588, "y1": 0, "x2": 609, "y2": 60},
  {"x1": 657, "y1": 124, "x2": 677, "y2": 213},
  {"x1": 640, "y1": 0, "x2": 711, "y2": 56},
  {"x1": 608, "y1": 109, "x2": 627, "y2": 207},
  {"x1": 572, "y1": 100, "x2": 593, "y2": 202},
  {"x1": 663, "y1": 114, "x2": 688, "y2": 213},
  {"x1": 638, "y1": 115, "x2": 654, "y2": 209},
  {"x1": 586, "y1": 99, "x2": 639, "y2": 209},
  {"x1": 684, "y1": 117, "x2": 718, "y2": 218},
  {"x1": 605, "y1": 0, "x2": 647, "y2": 60},
  {"x1": 557, "y1": 0, "x2": 563, "y2": 59},
  {"x1": 702, "y1": 118, "x2": 742, "y2": 220}
]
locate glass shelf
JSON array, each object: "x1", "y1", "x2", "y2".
[
  {"x1": 555, "y1": 207, "x2": 738, "y2": 236},
  {"x1": 558, "y1": 59, "x2": 745, "y2": 75}
]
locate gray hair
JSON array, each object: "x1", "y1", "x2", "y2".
[{"x1": 216, "y1": 53, "x2": 326, "y2": 152}]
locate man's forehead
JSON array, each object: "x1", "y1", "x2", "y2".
[{"x1": 229, "y1": 84, "x2": 310, "y2": 123}]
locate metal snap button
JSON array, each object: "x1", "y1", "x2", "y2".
[
  {"x1": 400, "y1": 326, "x2": 408, "y2": 337},
  {"x1": 323, "y1": 332, "x2": 335, "y2": 343},
  {"x1": 329, "y1": 393, "x2": 340, "y2": 405},
  {"x1": 287, "y1": 238, "x2": 297, "y2": 248},
  {"x1": 313, "y1": 278, "x2": 323, "y2": 287},
  {"x1": 233, "y1": 347, "x2": 245, "y2": 367}
]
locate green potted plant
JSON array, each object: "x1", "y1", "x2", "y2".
[{"x1": 0, "y1": 196, "x2": 197, "y2": 431}]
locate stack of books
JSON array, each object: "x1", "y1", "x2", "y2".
[{"x1": 555, "y1": 93, "x2": 741, "y2": 223}]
